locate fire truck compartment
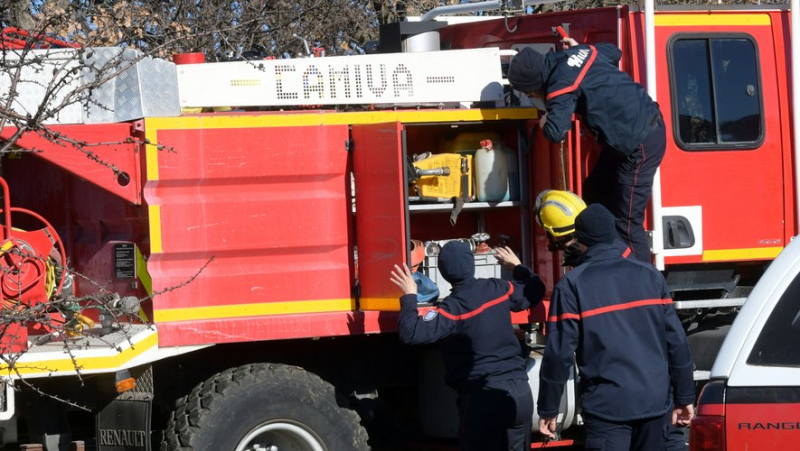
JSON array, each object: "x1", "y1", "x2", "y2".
[{"x1": 354, "y1": 118, "x2": 532, "y2": 309}]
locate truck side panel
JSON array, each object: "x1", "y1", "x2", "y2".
[
  {"x1": 143, "y1": 115, "x2": 354, "y2": 346},
  {"x1": 0, "y1": 123, "x2": 143, "y2": 205}
]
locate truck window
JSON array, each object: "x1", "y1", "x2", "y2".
[
  {"x1": 669, "y1": 35, "x2": 763, "y2": 150},
  {"x1": 747, "y1": 271, "x2": 800, "y2": 367}
]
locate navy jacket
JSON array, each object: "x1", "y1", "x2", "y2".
[
  {"x1": 538, "y1": 240, "x2": 694, "y2": 421},
  {"x1": 399, "y1": 262, "x2": 545, "y2": 393},
  {"x1": 542, "y1": 43, "x2": 661, "y2": 155}
]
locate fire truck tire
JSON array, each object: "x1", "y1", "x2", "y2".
[
  {"x1": 688, "y1": 325, "x2": 731, "y2": 371},
  {"x1": 161, "y1": 363, "x2": 369, "y2": 451}
]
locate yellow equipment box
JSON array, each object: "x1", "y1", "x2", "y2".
[{"x1": 412, "y1": 153, "x2": 473, "y2": 200}]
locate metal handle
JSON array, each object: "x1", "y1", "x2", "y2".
[{"x1": 416, "y1": 167, "x2": 451, "y2": 177}]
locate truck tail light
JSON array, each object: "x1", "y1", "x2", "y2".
[
  {"x1": 690, "y1": 415, "x2": 726, "y2": 451},
  {"x1": 690, "y1": 380, "x2": 727, "y2": 451}
]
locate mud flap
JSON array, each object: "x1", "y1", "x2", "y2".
[{"x1": 95, "y1": 393, "x2": 152, "y2": 451}]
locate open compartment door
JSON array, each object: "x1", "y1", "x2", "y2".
[{"x1": 352, "y1": 122, "x2": 409, "y2": 311}]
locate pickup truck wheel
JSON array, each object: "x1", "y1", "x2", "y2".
[{"x1": 161, "y1": 363, "x2": 369, "y2": 451}]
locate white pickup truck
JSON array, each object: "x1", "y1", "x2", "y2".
[{"x1": 690, "y1": 237, "x2": 800, "y2": 451}]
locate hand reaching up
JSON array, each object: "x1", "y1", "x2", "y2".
[
  {"x1": 561, "y1": 37, "x2": 579, "y2": 49},
  {"x1": 494, "y1": 246, "x2": 521, "y2": 271},
  {"x1": 390, "y1": 264, "x2": 417, "y2": 295}
]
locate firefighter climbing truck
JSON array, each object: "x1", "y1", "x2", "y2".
[{"x1": 0, "y1": 2, "x2": 796, "y2": 449}]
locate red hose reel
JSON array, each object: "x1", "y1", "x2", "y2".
[
  {"x1": 0, "y1": 220, "x2": 66, "y2": 306},
  {"x1": 0, "y1": 177, "x2": 67, "y2": 353}
]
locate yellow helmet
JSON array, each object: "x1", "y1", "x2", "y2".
[{"x1": 534, "y1": 190, "x2": 587, "y2": 238}]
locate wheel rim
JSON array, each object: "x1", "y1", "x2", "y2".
[{"x1": 235, "y1": 421, "x2": 325, "y2": 451}]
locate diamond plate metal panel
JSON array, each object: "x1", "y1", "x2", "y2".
[
  {"x1": 134, "y1": 57, "x2": 181, "y2": 119},
  {"x1": 82, "y1": 47, "x2": 130, "y2": 123},
  {"x1": 26, "y1": 324, "x2": 151, "y2": 354},
  {"x1": 0, "y1": 47, "x2": 180, "y2": 125},
  {"x1": 0, "y1": 49, "x2": 84, "y2": 124},
  {"x1": 113, "y1": 50, "x2": 147, "y2": 122},
  {"x1": 83, "y1": 47, "x2": 180, "y2": 123}
]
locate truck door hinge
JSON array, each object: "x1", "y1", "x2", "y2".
[{"x1": 345, "y1": 139, "x2": 354, "y2": 152}]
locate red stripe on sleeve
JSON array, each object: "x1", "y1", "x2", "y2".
[
  {"x1": 546, "y1": 45, "x2": 597, "y2": 100},
  {"x1": 546, "y1": 298, "x2": 673, "y2": 322},
  {"x1": 581, "y1": 298, "x2": 673, "y2": 319},
  {"x1": 437, "y1": 282, "x2": 514, "y2": 321},
  {"x1": 547, "y1": 313, "x2": 581, "y2": 322},
  {"x1": 622, "y1": 247, "x2": 632, "y2": 258}
]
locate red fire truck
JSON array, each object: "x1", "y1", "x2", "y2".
[{"x1": 0, "y1": 0, "x2": 796, "y2": 449}]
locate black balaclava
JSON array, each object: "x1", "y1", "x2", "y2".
[
  {"x1": 575, "y1": 204, "x2": 617, "y2": 247},
  {"x1": 562, "y1": 241, "x2": 584, "y2": 267},
  {"x1": 438, "y1": 241, "x2": 475, "y2": 286},
  {"x1": 507, "y1": 47, "x2": 545, "y2": 93}
]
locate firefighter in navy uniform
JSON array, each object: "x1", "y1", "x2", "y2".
[
  {"x1": 507, "y1": 40, "x2": 666, "y2": 263},
  {"x1": 537, "y1": 204, "x2": 694, "y2": 450},
  {"x1": 389, "y1": 241, "x2": 545, "y2": 451},
  {"x1": 534, "y1": 190, "x2": 691, "y2": 449}
]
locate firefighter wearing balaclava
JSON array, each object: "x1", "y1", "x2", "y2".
[
  {"x1": 508, "y1": 39, "x2": 666, "y2": 264},
  {"x1": 390, "y1": 241, "x2": 545, "y2": 451},
  {"x1": 537, "y1": 204, "x2": 694, "y2": 451}
]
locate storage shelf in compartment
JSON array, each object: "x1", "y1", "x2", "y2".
[{"x1": 409, "y1": 201, "x2": 522, "y2": 213}]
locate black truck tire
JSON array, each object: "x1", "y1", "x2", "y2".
[
  {"x1": 688, "y1": 325, "x2": 731, "y2": 371},
  {"x1": 161, "y1": 363, "x2": 369, "y2": 451}
]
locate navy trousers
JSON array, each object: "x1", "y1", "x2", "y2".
[
  {"x1": 583, "y1": 116, "x2": 667, "y2": 263},
  {"x1": 457, "y1": 378, "x2": 533, "y2": 451},
  {"x1": 666, "y1": 423, "x2": 688, "y2": 451},
  {"x1": 583, "y1": 411, "x2": 671, "y2": 451}
]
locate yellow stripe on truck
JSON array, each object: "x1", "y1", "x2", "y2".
[
  {"x1": 703, "y1": 247, "x2": 782, "y2": 262},
  {"x1": 144, "y1": 123, "x2": 160, "y2": 181},
  {"x1": 655, "y1": 14, "x2": 771, "y2": 27},
  {"x1": 359, "y1": 298, "x2": 401, "y2": 311},
  {"x1": 148, "y1": 205, "x2": 163, "y2": 254},
  {"x1": 135, "y1": 244, "x2": 152, "y2": 322},
  {"x1": 144, "y1": 108, "x2": 538, "y2": 132},
  {"x1": 135, "y1": 245, "x2": 153, "y2": 295},
  {"x1": 154, "y1": 298, "x2": 356, "y2": 323},
  {"x1": 2, "y1": 332, "x2": 158, "y2": 376}
]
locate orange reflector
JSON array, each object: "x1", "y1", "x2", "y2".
[{"x1": 115, "y1": 377, "x2": 136, "y2": 393}]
